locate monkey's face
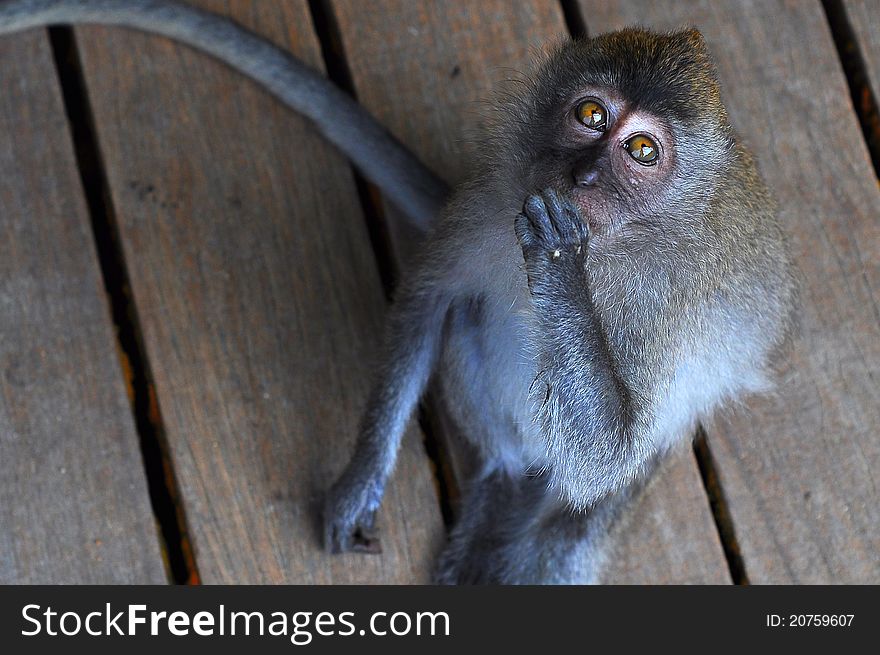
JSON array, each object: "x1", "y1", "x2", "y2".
[
  {"x1": 499, "y1": 28, "x2": 733, "y2": 238},
  {"x1": 550, "y1": 86, "x2": 678, "y2": 232}
]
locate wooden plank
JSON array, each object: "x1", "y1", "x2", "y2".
[
  {"x1": 0, "y1": 29, "x2": 166, "y2": 583},
  {"x1": 844, "y1": 0, "x2": 880, "y2": 108},
  {"x1": 331, "y1": 0, "x2": 731, "y2": 584},
  {"x1": 581, "y1": 0, "x2": 880, "y2": 583},
  {"x1": 74, "y1": 0, "x2": 444, "y2": 583}
]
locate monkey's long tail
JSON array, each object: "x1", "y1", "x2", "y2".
[{"x1": 0, "y1": 0, "x2": 449, "y2": 230}]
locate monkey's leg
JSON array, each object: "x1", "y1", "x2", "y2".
[
  {"x1": 324, "y1": 285, "x2": 449, "y2": 553},
  {"x1": 435, "y1": 469, "x2": 642, "y2": 584},
  {"x1": 432, "y1": 468, "x2": 515, "y2": 584}
]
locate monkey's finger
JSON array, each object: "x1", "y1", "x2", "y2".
[
  {"x1": 561, "y1": 195, "x2": 588, "y2": 235},
  {"x1": 351, "y1": 539, "x2": 382, "y2": 554},
  {"x1": 326, "y1": 521, "x2": 378, "y2": 554},
  {"x1": 515, "y1": 212, "x2": 538, "y2": 248},
  {"x1": 523, "y1": 194, "x2": 554, "y2": 244},
  {"x1": 567, "y1": 209, "x2": 591, "y2": 243},
  {"x1": 352, "y1": 520, "x2": 382, "y2": 554},
  {"x1": 541, "y1": 188, "x2": 567, "y2": 232},
  {"x1": 325, "y1": 524, "x2": 345, "y2": 554},
  {"x1": 544, "y1": 189, "x2": 589, "y2": 243}
]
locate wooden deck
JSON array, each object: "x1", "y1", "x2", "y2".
[{"x1": 0, "y1": 0, "x2": 877, "y2": 584}]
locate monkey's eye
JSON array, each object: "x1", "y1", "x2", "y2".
[
  {"x1": 623, "y1": 134, "x2": 659, "y2": 165},
  {"x1": 575, "y1": 100, "x2": 607, "y2": 131}
]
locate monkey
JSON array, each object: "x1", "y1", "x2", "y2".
[
  {"x1": 322, "y1": 28, "x2": 795, "y2": 583},
  {"x1": 0, "y1": 1, "x2": 795, "y2": 584}
]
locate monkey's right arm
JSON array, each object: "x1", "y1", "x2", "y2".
[
  {"x1": 0, "y1": 0, "x2": 447, "y2": 227},
  {"x1": 516, "y1": 189, "x2": 676, "y2": 510},
  {"x1": 323, "y1": 280, "x2": 450, "y2": 552}
]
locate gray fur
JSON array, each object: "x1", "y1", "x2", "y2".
[{"x1": 325, "y1": 28, "x2": 795, "y2": 583}]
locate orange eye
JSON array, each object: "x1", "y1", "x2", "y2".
[
  {"x1": 623, "y1": 134, "x2": 659, "y2": 165},
  {"x1": 576, "y1": 100, "x2": 607, "y2": 131}
]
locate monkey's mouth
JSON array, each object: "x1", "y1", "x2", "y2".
[{"x1": 568, "y1": 190, "x2": 614, "y2": 233}]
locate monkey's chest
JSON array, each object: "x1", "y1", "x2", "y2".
[{"x1": 436, "y1": 298, "x2": 543, "y2": 468}]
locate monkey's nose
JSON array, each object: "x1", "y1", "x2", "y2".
[{"x1": 572, "y1": 166, "x2": 600, "y2": 188}]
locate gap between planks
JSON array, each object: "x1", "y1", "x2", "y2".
[
  {"x1": 307, "y1": 0, "x2": 459, "y2": 527},
  {"x1": 821, "y1": 0, "x2": 880, "y2": 177},
  {"x1": 47, "y1": 26, "x2": 199, "y2": 585}
]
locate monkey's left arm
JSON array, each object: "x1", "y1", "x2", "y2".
[{"x1": 515, "y1": 190, "x2": 679, "y2": 510}]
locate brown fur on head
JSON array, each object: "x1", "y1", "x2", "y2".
[
  {"x1": 546, "y1": 28, "x2": 725, "y2": 123},
  {"x1": 486, "y1": 28, "x2": 737, "y2": 236}
]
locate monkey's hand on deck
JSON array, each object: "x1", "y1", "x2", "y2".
[
  {"x1": 515, "y1": 189, "x2": 591, "y2": 294},
  {"x1": 323, "y1": 469, "x2": 383, "y2": 554}
]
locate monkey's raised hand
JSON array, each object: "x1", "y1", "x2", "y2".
[
  {"x1": 515, "y1": 189, "x2": 591, "y2": 294},
  {"x1": 514, "y1": 188, "x2": 638, "y2": 508}
]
